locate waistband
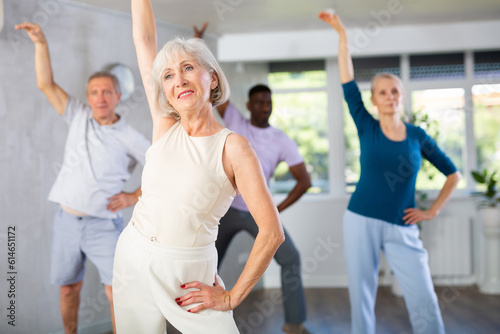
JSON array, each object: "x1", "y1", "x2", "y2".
[{"x1": 124, "y1": 223, "x2": 216, "y2": 259}]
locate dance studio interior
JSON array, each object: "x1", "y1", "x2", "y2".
[{"x1": 1, "y1": 0, "x2": 500, "y2": 333}]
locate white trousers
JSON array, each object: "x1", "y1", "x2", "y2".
[
  {"x1": 343, "y1": 210, "x2": 445, "y2": 334},
  {"x1": 113, "y1": 224, "x2": 239, "y2": 334}
]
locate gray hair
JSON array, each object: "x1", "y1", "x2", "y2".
[
  {"x1": 370, "y1": 72, "x2": 404, "y2": 95},
  {"x1": 151, "y1": 37, "x2": 230, "y2": 120},
  {"x1": 87, "y1": 71, "x2": 121, "y2": 95}
]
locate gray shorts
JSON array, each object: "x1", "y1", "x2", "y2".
[{"x1": 50, "y1": 206, "x2": 124, "y2": 286}]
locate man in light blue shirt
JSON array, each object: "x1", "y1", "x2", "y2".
[{"x1": 16, "y1": 22, "x2": 150, "y2": 334}]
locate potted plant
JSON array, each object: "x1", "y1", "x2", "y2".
[
  {"x1": 471, "y1": 169, "x2": 500, "y2": 294},
  {"x1": 471, "y1": 169, "x2": 500, "y2": 207}
]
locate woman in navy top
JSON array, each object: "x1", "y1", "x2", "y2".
[{"x1": 319, "y1": 12, "x2": 462, "y2": 334}]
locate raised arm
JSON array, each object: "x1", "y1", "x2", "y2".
[
  {"x1": 319, "y1": 12, "x2": 376, "y2": 131},
  {"x1": 15, "y1": 23, "x2": 68, "y2": 115},
  {"x1": 318, "y1": 12, "x2": 354, "y2": 83},
  {"x1": 193, "y1": 22, "x2": 208, "y2": 39},
  {"x1": 131, "y1": 0, "x2": 175, "y2": 141},
  {"x1": 191, "y1": 22, "x2": 229, "y2": 119}
]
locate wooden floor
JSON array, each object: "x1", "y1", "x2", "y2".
[{"x1": 165, "y1": 285, "x2": 500, "y2": 333}]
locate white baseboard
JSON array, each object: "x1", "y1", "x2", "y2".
[
  {"x1": 263, "y1": 274, "x2": 477, "y2": 290},
  {"x1": 263, "y1": 274, "x2": 349, "y2": 289}
]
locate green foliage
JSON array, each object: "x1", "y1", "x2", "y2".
[
  {"x1": 268, "y1": 71, "x2": 327, "y2": 90},
  {"x1": 343, "y1": 91, "x2": 375, "y2": 191},
  {"x1": 473, "y1": 96, "x2": 500, "y2": 173},
  {"x1": 471, "y1": 169, "x2": 500, "y2": 207},
  {"x1": 270, "y1": 92, "x2": 329, "y2": 191},
  {"x1": 409, "y1": 107, "x2": 440, "y2": 186},
  {"x1": 410, "y1": 89, "x2": 467, "y2": 190},
  {"x1": 268, "y1": 71, "x2": 329, "y2": 194},
  {"x1": 410, "y1": 108, "x2": 440, "y2": 226}
]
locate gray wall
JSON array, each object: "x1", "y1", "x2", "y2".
[{"x1": 0, "y1": 1, "x2": 216, "y2": 333}]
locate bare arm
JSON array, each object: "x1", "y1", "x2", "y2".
[
  {"x1": 131, "y1": 0, "x2": 175, "y2": 142},
  {"x1": 277, "y1": 162, "x2": 311, "y2": 212},
  {"x1": 177, "y1": 134, "x2": 284, "y2": 312},
  {"x1": 15, "y1": 23, "x2": 68, "y2": 115},
  {"x1": 227, "y1": 135, "x2": 285, "y2": 307},
  {"x1": 403, "y1": 171, "x2": 462, "y2": 225},
  {"x1": 318, "y1": 12, "x2": 354, "y2": 83}
]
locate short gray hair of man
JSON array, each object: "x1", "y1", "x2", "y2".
[{"x1": 87, "y1": 71, "x2": 121, "y2": 95}]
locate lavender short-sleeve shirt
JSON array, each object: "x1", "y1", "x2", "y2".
[{"x1": 223, "y1": 102, "x2": 303, "y2": 212}]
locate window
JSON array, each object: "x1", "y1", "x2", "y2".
[
  {"x1": 264, "y1": 50, "x2": 500, "y2": 196},
  {"x1": 473, "y1": 84, "x2": 500, "y2": 173},
  {"x1": 352, "y1": 56, "x2": 400, "y2": 82},
  {"x1": 411, "y1": 88, "x2": 466, "y2": 189},
  {"x1": 343, "y1": 89, "x2": 375, "y2": 193},
  {"x1": 410, "y1": 53, "x2": 465, "y2": 81},
  {"x1": 268, "y1": 61, "x2": 329, "y2": 194},
  {"x1": 474, "y1": 51, "x2": 500, "y2": 79}
]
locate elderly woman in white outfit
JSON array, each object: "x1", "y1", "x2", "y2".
[{"x1": 112, "y1": 1, "x2": 285, "y2": 333}]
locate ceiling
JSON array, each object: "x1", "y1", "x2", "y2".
[{"x1": 73, "y1": 0, "x2": 500, "y2": 35}]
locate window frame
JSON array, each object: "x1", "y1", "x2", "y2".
[
  {"x1": 270, "y1": 50, "x2": 500, "y2": 202},
  {"x1": 267, "y1": 70, "x2": 331, "y2": 196}
]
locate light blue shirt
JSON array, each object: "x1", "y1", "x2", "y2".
[{"x1": 48, "y1": 96, "x2": 151, "y2": 218}]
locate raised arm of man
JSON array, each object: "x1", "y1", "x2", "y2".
[{"x1": 15, "y1": 22, "x2": 68, "y2": 115}]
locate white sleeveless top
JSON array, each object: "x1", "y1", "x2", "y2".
[{"x1": 131, "y1": 121, "x2": 236, "y2": 247}]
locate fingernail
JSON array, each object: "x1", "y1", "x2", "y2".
[
  {"x1": 187, "y1": 309, "x2": 192, "y2": 313},
  {"x1": 180, "y1": 284, "x2": 185, "y2": 288},
  {"x1": 177, "y1": 302, "x2": 182, "y2": 305},
  {"x1": 175, "y1": 298, "x2": 180, "y2": 302}
]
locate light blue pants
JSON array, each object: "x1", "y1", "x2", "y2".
[
  {"x1": 343, "y1": 210, "x2": 445, "y2": 334},
  {"x1": 50, "y1": 206, "x2": 123, "y2": 286}
]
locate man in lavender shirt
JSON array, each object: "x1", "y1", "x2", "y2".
[{"x1": 216, "y1": 84, "x2": 312, "y2": 334}]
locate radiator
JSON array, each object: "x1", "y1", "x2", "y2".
[{"x1": 419, "y1": 215, "x2": 473, "y2": 277}]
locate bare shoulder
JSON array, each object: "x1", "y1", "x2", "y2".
[
  {"x1": 152, "y1": 115, "x2": 178, "y2": 143},
  {"x1": 225, "y1": 132, "x2": 255, "y2": 161}
]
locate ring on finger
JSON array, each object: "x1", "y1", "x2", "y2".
[{"x1": 201, "y1": 304, "x2": 205, "y2": 310}]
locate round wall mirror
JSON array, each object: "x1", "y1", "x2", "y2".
[
  {"x1": 0, "y1": 0, "x2": 5, "y2": 34},
  {"x1": 108, "y1": 64, "x2": 135, "y2": 102}
]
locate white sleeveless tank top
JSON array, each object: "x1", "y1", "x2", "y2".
[{"x1": 131, "y1": 121, "x2": 236, "y2": 247}]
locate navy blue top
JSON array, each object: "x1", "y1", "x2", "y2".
[{"x1": 343, "y1": 80, "x2": 457, "y2": 225}]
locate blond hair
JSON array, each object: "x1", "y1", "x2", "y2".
[{"x1": 370, "y1": 72, "x2": 404, "y2": 95}]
